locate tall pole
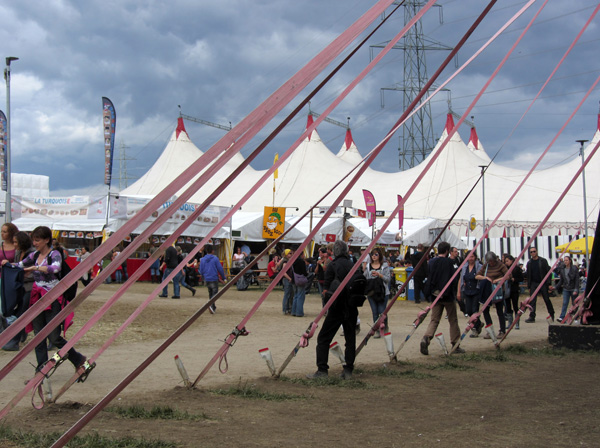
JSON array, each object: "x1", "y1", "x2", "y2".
[
  {"x1": 576, "y1": 139, "x2": 589, "y2": 273},
  {"x1": 479, "y1": 165, "x2": 486, "y2": 253},
  {"x1": 4, "y1": 57, "x2": 18, "y2": 222}
]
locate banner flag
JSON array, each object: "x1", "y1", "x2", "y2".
[
  {"x1": 397, "y1": 194, "x2": 404, "y2": 229},
  {"x1": 273, "y1": 153, "x2": 279, "y2": 179},
  {"x1": 362, "y1": 189, "x2": 376, "y2": 227},
  {"x1": 102, "y1": 97, "x2": 116, "y2": 187},
  {"x1": 0, "y1": 111, "x2": 7, "y2": 191},
  {"x1": 262, "y1": 206, "x2": 286, "y2": 239}
]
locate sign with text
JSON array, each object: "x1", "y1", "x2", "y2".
[{"x1": 262, "y1": 206, "x2": 286, "y2": 239}]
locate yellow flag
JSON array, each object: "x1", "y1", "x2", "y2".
[{"x1": 273, "y1": 153, "x2": 279, "y2": 179}]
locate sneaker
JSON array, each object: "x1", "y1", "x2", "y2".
[
  {"x1": 452, "y1": 345, "x2": 466, "y2": 354},
  {"x1": 191, "y1": 289, "x2": 196, "y2": 297},
  {"x1": 497, "y1": 332, "x2": 505, "y2": 339},
  {"x1": 209, "y1": 304, "x2": 216, "y2": 314},
  {"x1": 373, "y1": 331, "x2": 381, "y2": 339},
  {"x1": 2, "y1": 341, "x2": 19, "y2": 351},
  {"x1": 420, "y1": 337, "x2": 429, "y2": 356},
  {"x1": 340, "y1": 368, "x2": 353, "y2": 380},
  {"x1": 515, "y1": 322, "x2": 520, "y2": 330},
  {"x1": 557, "y1": 317, "x2": 563, "y2": 323},
  {"x1": 524, "y1": 317, "x2": 535, "y2": 323},
  {"x1": 158, "y1": 294, "x2": 168, "y2": 298},
  {"x1": 483, "y1": 332, "x2": 492, "y2": 339},
  {"x1": 306, "y1": 370, "x2": 328, "y2": 379},
  {"x1": 469, "y1": 332, "x2": 479, "y2": 338},
  {"x1": 355, "y1": 324, "x2": 361, "y2": 335},
  {"x1": 171, "y1": 296, "x2": 180, "y2": 299}
]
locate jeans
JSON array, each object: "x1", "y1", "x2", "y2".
[
  {"x1": 32, "y1": 299, "x2": 84, "y2": 370},
  {"x1": 559, "y1": 289, "x2": 577, "y2": 319},
  {"x1": 463, "y1": 291, "x2": 481, "y2": 331},
  {"x1": 529, "y1": 282, "x2": 555, "y2": 319},
  {"x1": 162, "y1": 268, "x2": 182, "y2": 297},
  {"x1": 368, "y1": 294, "x2": 389, "y2": 327},
  {"x1": 115, "y1": 269, "x2": 123, "y2": 283},
  {"x1": 206, "y1": 281, "x2": 219, "y2": 300},
  {"x1": 291, "y1": 284, "x2": 306, "y2": 317},
  {"x1": 282, "y1": 278, "x2": 293, "y2": 313}
]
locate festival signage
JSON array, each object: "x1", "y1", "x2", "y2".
[
  {"x1": 262, "y1": 206, "x2": 285, "y2": 239},
  {"x1": 0, "y1": 111, "x2": 7, "y2": 191},
  {"x1": 102, "y1": 97, "x2": 116, "y2": 187},
  {"x1": 362, "y1": 189, "x2": 376, "y2": 226}
]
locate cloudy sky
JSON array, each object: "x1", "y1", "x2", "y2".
[{"x1": 1, "y1": 0, "x2": 599, "y2": 196}]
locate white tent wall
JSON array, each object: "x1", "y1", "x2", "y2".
[{"x1": 462, "y1": 234, "x2": 582, "y2": 266}]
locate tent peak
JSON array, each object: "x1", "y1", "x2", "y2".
[
  {"x1": 468, "y1": 126, "x2": 479, "y2": 150},
  {"x1": 176, "y1": 117, "x2": 189, "y2": 140}
]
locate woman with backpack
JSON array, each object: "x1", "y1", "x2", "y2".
[
  {"x1": 364, "y1": 247, "x2": 391, "y2": 338},
  {"x1": 3, "y1": 226, "x2": 86, "y2": 372}
]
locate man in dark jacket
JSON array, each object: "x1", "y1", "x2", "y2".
[
  {"x1": 420, "y1": 242, "x2": 464, "y2": 355},
  {"x1": 524, "y1": 247, "x2": 554, "y2": 323},
  {"x1": 159, "y1": 244, "x2": 182, "y2": 298},
  {"x1": 308, "y1": 240, "x2": 357, "y2": 380},
  {"x1": 411, "y1": 243, "x2": 428, "y2": 303}
]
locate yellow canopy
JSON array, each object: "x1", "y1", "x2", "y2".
[{"x1": 554, "y1": 237, "x2": 594, "y2": 255}]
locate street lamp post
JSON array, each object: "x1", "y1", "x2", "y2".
[
  {"x1": 479, "y1": 165, "x2": 487, "y2": 253},
  {"x1": 576, "y1": 139, "x2": 589, "y2": 272},
  {"x1": 4, "y1": 56, "x2": 18, "y2": 222}
]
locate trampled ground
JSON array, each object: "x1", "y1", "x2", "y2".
[{"x1": 0, "y1": 283, "x2": 598, "y2": 447}]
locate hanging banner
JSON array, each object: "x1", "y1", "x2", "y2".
[
  {"x1": 262, "y1": 206, "x2": 285, "y2": 239},
  {"x1": 397, "y1": 195, "x2": 404, "y2": 229},
  {"x1": 362, "y1": 189, "x2": 376, "y2": 227},
  {"x1": 0, "y1": 111, "x2": 7, "y2": 191},
  {"x1": 102, "y1": 97, "x2": 116, "y2": 187}
]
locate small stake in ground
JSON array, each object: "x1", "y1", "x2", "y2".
[
  {"x1": 42, "y1": 377, "x2": 52, "y2": 403},
  {"x1": 174, "y1": 355, "x2": 191, "y2": 389},
  {"x1": 383, "y1": 332, "x2": 395, "y2": 359},
  {"x1": 435, "y1": 333, "x2": 448, "y2": 355},
  {"x1": 485, "y1": 324, "x2": 498, "y2": 344},
  {"x1": 329, "y1": 341, "x2": 346, "y2": 365},
  {"x1": 258, "y1": 348, "x2": 276, "y2": 376}
]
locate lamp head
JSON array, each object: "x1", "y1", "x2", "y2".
[{"x1": 6, "y1": 57, "x2": 19, "y2": 66}]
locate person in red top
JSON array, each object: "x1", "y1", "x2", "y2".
[{"x1": 267, "y1": 254, "x2": 280, "y2": 280}]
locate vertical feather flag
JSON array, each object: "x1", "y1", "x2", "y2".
[
  {"x1": 362, "y1": 189, "x2": 376, "y2": 227},
  {"x1": 102, "y1": 97, "x2": 116, "y2": 187},
  {"x1": 397, "y1": 195, "x2": 404, "y2": 229}
]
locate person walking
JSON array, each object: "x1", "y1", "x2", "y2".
[
  {"x1": 420, "y1": 242, "x2": 464, "y2": 355},
  {"x1": 307, "y1": 240, "x2": 357, "y2": 380},
  {"x1": 555, "y1": 255, "x2": 580, "y2": 322},
  {"x1": 277, "y1": 249, "x2": 294, "y2": 315},
  {"x1": 176, "y1": 246, "x2": 196, "y2": 297},
  {"x1": 199, "y1": 245, "x2": 225, "y2": 314},
  {"x1": 524, "y1": 247, "x2": 555, "y2": 323},
  {"x1": 364, "y1": 247, "x2": 391, "y2": 338},
  {"x1": 457, "y1": 252, "x2": 483, "y2": 337},
  {"x1": 503, "y1": 255, "x2": 523, "y2": 329},
  {"x1": 159, "y1": 244, "x2": 181, "y2": 299},
  {"x1": 410, "y1": 243, "x2": 428, "y2": 303},
  {"x1": 475, "y1": 251, "x2": 508, "y2": 339}
]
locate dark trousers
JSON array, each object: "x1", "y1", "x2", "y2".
[
  {"x1": 463, "y1": 292, "x2": 482, "y2": 331},
  {"x1": 529, "y1": 282, "x2": 555, "y2": 319},
  {"x1": 32, "y1": 299, "x2": 84, "y2": 370},
  {"x1": 483, "y1": 301, "x2": 505, "y2": 333},
  {"x1": 316, "y1": 305, "x2": 358, "y2": 372},
  {"x1": 505, "y1": 287, "x2": 519, "y2": 315},
  {"x1": 413, "y1": 276, "x2": 426, "y2": 303}
]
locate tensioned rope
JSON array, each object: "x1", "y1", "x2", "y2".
[
  {"x1": 451, "y1": 133, "x2": 600, "y2": 354},
  {"x1": 273, "y1": 0, "x2": 541, "y2": 377},
  {"x1": 271, "y1": 0, "x2": 541, "y2": 378},
  {"x1": 393, "y1": 0, "x2": 600, "y2": 358},
  {"x1": 0, "y1": 0, "x2": 399, "y2": 417},
  {"x1": 47, "y1": 0, "x2": 407, "y2": 405},
  {"x1": 0, "y1": 0, "x2": 398, "y2": 355}
]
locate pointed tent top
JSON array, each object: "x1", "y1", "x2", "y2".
[
  {"x1": 468, "y1": 126, "x2": 479, "y2": 150},
  {"x1": 176, "y1": 117, "x2": 188, "y2": 140},
  {"x1": 445, "y1": 113, "x2": 455, "y2": 134},
  {"x1": 306, "y1": 114, "x2": 314, "y2": 141},
  {"x1": 343, "y1": 128, "x2": 354, "y2": 151}
]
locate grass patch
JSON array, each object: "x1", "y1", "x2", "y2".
[
  {"x1": 106, "y1": 404, "x2": 208, "y2": 421},
  {"x1": 281, "y1": 375, "x2": 377, "y2": 389},
  {"x1": 0, "y1": 425, "x2": 176, "y2": 448},
  {"x1": 462, "y1": 351, "x2": 510, "y2": 363},
  {"x1": 366, "y1": 365, "x2": 435, "y2": 379},
  {"x1": 426, "y1": 359, "x2": 474, "y2": 371},
  {"x1": 211, "y1": 381, "x2": 303, "y2": 401}
]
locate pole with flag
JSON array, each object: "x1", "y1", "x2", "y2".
[
  {"x1": 102, "y1": 97, "x2": 116, "y2": 228},
  {"x1": 363, "y1": 189, "x2": 376, "y2": 242},
  {"x1": 272, "y1": 153, "x2": 278, "y2": 207}
]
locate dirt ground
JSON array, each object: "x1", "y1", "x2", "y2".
[{"x1": 1, "y1": 282, "x2": 599, "y2": 447}]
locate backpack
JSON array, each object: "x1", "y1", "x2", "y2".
[
  {"x1": 325, "y1": 262, "x2": 367, "y2": 307},
  {"x1": 36, "y1": 250, "x2": 78, "y2": 302}
]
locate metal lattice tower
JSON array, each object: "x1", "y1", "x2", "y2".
[{"x1": 371, "y1": 1, "x2": 453, "y2": 170}]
